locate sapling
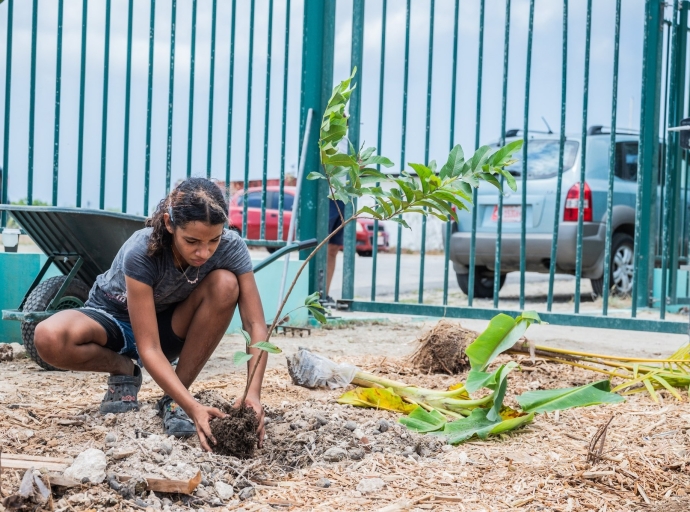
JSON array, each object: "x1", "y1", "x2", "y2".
[{"x1": 213, "y1": 69, "x2": 524, "y2": 457}]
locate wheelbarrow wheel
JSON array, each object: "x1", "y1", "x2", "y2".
[{"x1": 21, "y1": 275, "x2": 91, "y2": 371}]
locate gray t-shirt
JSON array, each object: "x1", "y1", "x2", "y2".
[{"x1": 85, "y1": 227, "x2": 253, "y2": 322}]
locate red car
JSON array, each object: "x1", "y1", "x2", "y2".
[{"x1": 229, "y1": 186, "x2": 389, "y2": 256}]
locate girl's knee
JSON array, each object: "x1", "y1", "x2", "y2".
[
  {"x1": 207, "y1": 270, "x2": 240, "y2": 306},
  {"x1": 34, "y1": 321, "x2": 64, "y2": 362}
]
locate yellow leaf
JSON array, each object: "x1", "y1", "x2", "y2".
[
  {"x1": 447, "y1": 383, "x2": 470, "y2": 399},
  {"x1": 499, "y1": 406, "x2": 526, "y2": 421},
  {"x1": 337, "y1": 387, "x2": 417, "y2": 414}
]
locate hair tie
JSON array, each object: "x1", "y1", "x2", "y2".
[{"x1": 168, "y1": 206, "x2": 175, "y2": 225}]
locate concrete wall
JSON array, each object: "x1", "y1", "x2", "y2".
[{"x1": 0, "y1": 253, "x2": 309, "y2": 343}]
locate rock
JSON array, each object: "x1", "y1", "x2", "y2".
[
  {"x1": 315, "y1": 478, "x2": 331, "y2": 488},
  {"x1": 403, "y1": 446, "x2": 415, "y2": 455},
  {"x1": 215, "y1": 481, "x2": 235, "y2": 500},
  {"x1": 195, "y1": 487, "x2": 210, "y2": 499},
  {"x1": 356, "y1": 477, "x2": 385, "y2": 494},
  {"x1": 103, "y1": 413, "x2": 117, "y2": 427},
  {"x1": 352, "y1": 428, "x2": 365, "y2": 440},
  {"x1": 209, "y1": 497, "x2": 222, "y2": 507},
  {"x1": 68, "y1": 493, "x2": 88, "y2": 504},
  {"x1": 105, "y1": 432, "x2": 117, "y2": 446},
  {"x1": 377, "y1": 419, "x2": 389, "y2": 433},
  {"x1": 152, "y1": 452, "x2": 164, "y2": 463},
  {"x1": 314, "y1": 415, "x2": 328, "y2": 426},
  {"x1": 200, "y1": 463, "x2": 213, "y2": 474},
  {"x1": 158, "y1": 441, "x2": 173, "y2": 455},
  {"x1": 290, "y1": 421, "x2": 308, "y2": 431},
  {"x1": 348, "y1": 447, "x2": 365, "y2": 460},
  {"x1": 344, "y1": 421, "x2": 357, "y2": 431},
  {"x1": 0, "y1": 344, "x2": 13, "y2": 361},
  {"x1": 323, "y1": 447, "x2": 348, "y2": 462},
  {"x1": 238, "y1": 486, "x2": 256, "y2": 500},
  {"x1": 10, "y1": 342, "x2": 26, "y2": 359},
  {"x1": 64, "y1": 448, "x2": 107, "y2": 484}
]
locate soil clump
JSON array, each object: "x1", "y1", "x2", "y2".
[
  {"x1": 409, "y1": 319, "x2": 476, "y2": 374},
  {"x1": 210, "y1": 405, "x2": 259, "y2": 458}
]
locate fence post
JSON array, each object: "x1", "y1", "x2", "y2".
[
  {"x1": 633, "y1": 0, "x2": 664, "y2": 313},
  {"x1": 341, "y1": 0, "x2": 365, "y2": 300},
  {"x1": 298, "y1": 0, "x2": 336, "y2": 294}
]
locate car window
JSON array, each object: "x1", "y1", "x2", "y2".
[
  {"x1": 615, "y1": 141, "x2": 638, "y2": 181},
  {"x1": 265, "y1": 191, "x2": 294, "y2": 211},
  {"x1": 504, "y1": 140, "x2": 579, "y2": 179},
  {"x1": 236, "y1": 191, "x2": 262, "y2": 208}
]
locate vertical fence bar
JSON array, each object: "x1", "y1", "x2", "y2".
[
  {"x1": 165, "y1": 0, "x2": 177, "y2": 195},
  {"x1": 661, "y1": 0, "x2": 681, "y2": 320},
  {"x1": 371, "y1": 0, "x2": 387, "y2": 302},
  {"x1": 659, "y1": 23, "x2": 671, "y2": 251},
  {"x1": 1, "y1": 0, "x2": 14, "y2": 227},
  {"x1": 242, "y1": 0, "x2": 256, "y2": 236},
  {"x1": 76, "y1": 0, "x2": 88, "y2": 207},
  {"x1": 99, "y1": 0, "x2": 112, "y2": 209},
  {"x1": 547, "y1": 0, "x2": 568, "y2": 311},
  {"x1": 27, "y1": 0, "x2": 39, "y2": 205},
  {"x1": 52, "y1": 0, "x2": 65, "y2": 207},
  {"x1": 602, "y1": 0, "x2": 622, "y2": 315},
  {"x1": 519, "y1": 0, "x2": 535, "y2": 311},
  {"x1": 468, "y1": 0, "x2": 485, "y2": 306},
  {"x1": 573, "y1": 0, "x2": 592, "y2": 314},
  {"x1": 444, "y1": 0, "x2": 460, "y2": 306},
  {"x1": 224, "y1": 0, "x2": 237, "y2": 205},
  {"x1": 206, "y1": 0, "x2": 218, "y2": 180},
  {"x1": 493, "y1": 0, "x2": 511, "y2": 308},
  {"x1": 633, "y1": 0, "x2": 663, "y2": 316},
  {"x1": 343, "y1": 0, "x2": 365, "y2": 301},
  {"x1": 260, "y1": 0, "x2": 275, "y2": 241},
  {"x1": 394, "y1": 0, "x2": 412, "y2": 303},
  {"x1": 186, "y1": 0, "x2": 198, "y2": 178},
  {"x1": 144, "y1": 0, "x2": 156, "y2": 216},
  {"x1": 122, "y1": 0, "x2": 134, "y2": 213},
  {"x1": 278, "y1": 0, "x2": 291, "y2": 242},
  {"x1": 418, "y1": 0, "x2": 435, "y2": 304}
]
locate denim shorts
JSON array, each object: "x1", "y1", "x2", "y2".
[{"x1": 77, "y1": 306, "x2": 185, "y2": 363}]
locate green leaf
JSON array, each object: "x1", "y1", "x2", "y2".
[
  {"x1": 389, "y1": 217, "x2": 411, "y2": 229},
  {"x1": 479, "y1": 172, "x2": 502, "y2": 190},
  {"x1": 444, "y1": 407, "x2": 534, "y2": 445},
  {"x1": 399, "y1": 406, "x2": 447, "y2": 433},
  {"x1": 251, "y1": 341, "x2": 283, "y2": 354},
  {"x1": 464, "y1": 312, "x2": 542, "y2": 371},
  {"x1": 409, "y1": 163, "x2": 432, "y2": 181},
  {"x1": 497, "y1": 168, "x2": 518, "y2": 192},
  {"x1": 488, "y1": 139, "x2": 523, "y2": 167},
  {"x1": 308, "y1": 305, "x2": 328, "y2": 324},
  {"x1": 439, "y1": 144, "x2": 465, "y2": 179},
  {"x1": 307, "y1": 172, "x2": 325, "y2": 180},
  {"x1": 233, "y1": 351, "x2": 253, "y2": 366},
  {"x1": 364, "y1": 155, "x2": 395, "y2": 168},
  {"x1": 325, "y1": 153, "x2": 359, "y2": 168},
  {"x1": 486, "y1": 363, "x2": 516, "y2": 421},
  {"x1": 304, "y1": 291, "x2": 321, "y2": 305},
  {"x1": 516, "y1": 380, "x2": 625, "y2": 413},
  {"x1": 469, "y1": 145, "x2": 492, "y2": 171},
  {"x1": 357, "y1": 206, "x2": 383, "y2": 219},
  {"x1": 240, "y1": 329, "x2": 251, "y2": 346}
]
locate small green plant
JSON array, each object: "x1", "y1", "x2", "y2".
[{"x1": 235, "y1": 68, "x2": 524, "y2": 407}]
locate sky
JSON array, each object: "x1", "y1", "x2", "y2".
[{"x1": 0, "y1": 0, "x2": 675, "y2": 217}]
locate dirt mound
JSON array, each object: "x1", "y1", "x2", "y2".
[
  {"x1": 408, "y1": 319, "x2": 476, "y2": 374},
  {"x1": 210, "y1": 406, "x2": 259, "y2": 459}
]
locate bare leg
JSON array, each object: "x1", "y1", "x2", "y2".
[
  {"x1": 326, "y1": 243, "x2": 341, "y2": 296},
  {"x1": 34, "y1": 311, "x2": 135, "y2": 376},
  {"x1": 170, "y1": 269, "x2": 240, "y2": 388}
]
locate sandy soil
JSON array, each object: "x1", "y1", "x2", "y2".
[{"x1": 0, "y1": 319, "x2": 689, "y2": 511}]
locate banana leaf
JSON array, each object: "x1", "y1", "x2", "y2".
[
  {"x1": 398, "y1": 406, "x2": 447, "y2": 432},
  {"x1": 517, "y1": 380, "x2": 624, "y2": 413},
  {"x1": 337, "y1": 387, "x2": 417, "y2": 414},
  {"x1": 443, "y1": 407, "x2": 534, "y2": 445}
]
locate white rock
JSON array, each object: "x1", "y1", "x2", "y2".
[
  {"x1": 215, "y1": 481, "x2": 235, "y2": 500},
  {"x1": 323, "y1": 447, "x2": 348, "y2": 462},
  {"x1": 64, "y1": 448, "x2": 107, "y2": 484},
  {"x1": 356, "y1": 477, "x2": 385, "y2": 494},
  {"x1": 352, "y1": 428, "x2": 365, "y2": 440},
  {"x1": 10, "y1": 343, "x2": 26, "y2": 358}
]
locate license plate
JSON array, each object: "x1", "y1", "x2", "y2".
[{"x1": 491, "y1": 205, "x2": 522, "y2": 222}]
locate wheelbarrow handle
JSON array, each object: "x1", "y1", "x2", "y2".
[{"x1": 252, "y1": 238, "x2": 319, "y2": 273}]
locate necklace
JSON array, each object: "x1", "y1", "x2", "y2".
[{"x1": 172, "y1": 245, "x2": 200, "y2": 285}]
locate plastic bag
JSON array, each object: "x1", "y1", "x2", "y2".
[{"x1": 286, "y1": 348, "x2": 359, "y2": 389}]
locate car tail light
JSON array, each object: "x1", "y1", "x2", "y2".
[{"x1": 563, "y1": 182, "x2": 592, "y2": 222}]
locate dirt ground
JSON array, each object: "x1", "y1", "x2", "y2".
[{"x1": 1, "y1": 318, "x2": 689, "y2": 511}]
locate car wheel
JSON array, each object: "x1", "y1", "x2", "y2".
[
  {"x1": 590, "y1": 233, "x2": 634, "y2": 298},
  {"x1": 21, "y1": 276, "x2": 90, "y2": 371},
  {"x1": 357, "y1": 250, "x2": 372, "y2": 257},
  {"x1": 456, "y1": 266, "x2": 506, "y2": 299}
]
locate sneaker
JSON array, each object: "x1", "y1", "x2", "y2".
[
  {"x1": 319, "y1": 295, "x2": 336, "y2": 307},
  {"x1": 100, "y1": 365, "x2": 142, "y2": 414},
  {"x1": 157, "y1": 395, "x2": 196, "y2": 437}
]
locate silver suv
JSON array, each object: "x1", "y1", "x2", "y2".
[{"x1": 449, "y1": 127, "x2": 642, "y2": 298}]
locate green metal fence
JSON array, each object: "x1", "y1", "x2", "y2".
[{"x1": 2, "y1": 0, "x2": 690, "y2": 335}]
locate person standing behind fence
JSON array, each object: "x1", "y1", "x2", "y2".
[{"x1": 33, "y1": 177, "x2": 268, "y2": 452}]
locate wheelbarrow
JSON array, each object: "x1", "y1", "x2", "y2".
[{"x1": 0, "y1": 205, "x2": 316, "y2": 370}]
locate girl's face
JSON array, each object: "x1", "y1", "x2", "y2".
[{"x1": 165, "y1": 214, "x2": 224, "y2": 267}]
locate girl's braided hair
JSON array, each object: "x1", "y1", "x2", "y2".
[{"x1": 146, "y1": 177, "x2": 228, "y2": 256}]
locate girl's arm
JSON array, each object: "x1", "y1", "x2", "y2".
[
  {"x1": 236, "y1": 272, "x2": 269, "y2": 445},
  {"x1": 125, "y1": 276, "x2": 224, "y2": 451}
]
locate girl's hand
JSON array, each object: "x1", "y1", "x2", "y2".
[
  {"x1": 236, "y1": 397, "x2": 265, "y2": 448},
  {"x1": 188, "y1": 403, "x2": 227, "y2": 452}
]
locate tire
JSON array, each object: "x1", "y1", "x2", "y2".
[
  {"x1": 590, "y1": 233, "x2": 634, "y2": 298},
  {"x1": 21, "y1": 275, "x2": 90, "y2": 371},
  {"x1": 357, "y1": 250, "x2": 372, "y2": 257},
  {"x1": 456, "y1": 266, "x2": 506, "y2": 299},
  {"x1": 266, "y1": 247, "x2": 278, "y2": 254}
]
